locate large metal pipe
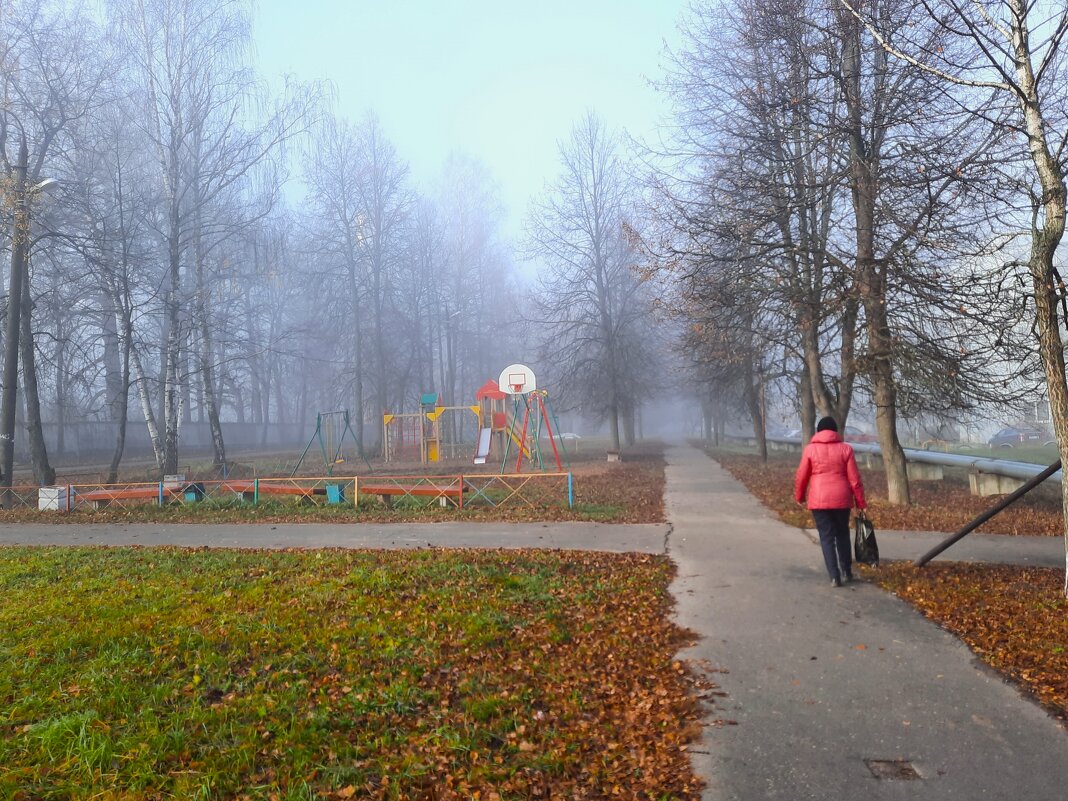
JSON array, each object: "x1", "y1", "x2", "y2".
[{"x1": 774, "y1": 437, "x2": 1062, "y2": 484}]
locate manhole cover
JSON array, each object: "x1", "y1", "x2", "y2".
[{"x1": 865, "y1": 759, "x2": 921, "y2": 780}]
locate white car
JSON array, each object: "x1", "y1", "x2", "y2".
[{"x1": 558, "y1": 432, "x2": 581, "y2": 440}]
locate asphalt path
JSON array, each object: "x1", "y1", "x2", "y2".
[
  {"x1": 0, "y1": 521, "x2": 666, "y2": 552},
  {"x1": 668, "y1": 445, "x2": 1067, "y2": 800}
]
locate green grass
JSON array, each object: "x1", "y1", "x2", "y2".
[
  {"x1": 944, "y1": 443, "x2": 1060, "y2": 465},
  {"x1": 0, "y1": 546, "x2": 689, "y2": 800},
  {"x1": 570, "y1": 503, "x2": 623, "y2": 521}
]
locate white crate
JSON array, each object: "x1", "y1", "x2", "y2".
[{"x1": 38, "y1": 485, "x2": 68, "y2": 511}]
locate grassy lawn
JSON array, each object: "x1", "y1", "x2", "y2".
[
  {"x1": 0, "y1": 547, "x2": 701, "y2": 800},
  {"x1": 942, "y1": 443, "x2": 1060, "y2": 465}
]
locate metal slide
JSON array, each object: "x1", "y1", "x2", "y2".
[{"x1": 473, "y1": 427, "x2": 492, "y2": 465}]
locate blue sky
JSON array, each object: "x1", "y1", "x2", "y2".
[{"x1": 254, "y1": 0, "x2": 688, "y2": 232}]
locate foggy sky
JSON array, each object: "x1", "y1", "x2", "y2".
[{"x1": 254, "y1": 0, "x2": 688, "y2": 233}]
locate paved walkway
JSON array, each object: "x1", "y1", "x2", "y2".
[
  {"x1": 668, "y1": 445, "x2": 1067, "y2": 799},
  {"x1": 1, "y1": 447, "x2": 1066, "y2": 798},
  {"x1": 0, "y1": 520, "x2": 666, "y2": 553},
  {"x1": 853, "y1": 527, "x2": 1064, "y2": 568}
]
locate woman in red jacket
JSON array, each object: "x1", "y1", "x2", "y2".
[{"x1": 794, "y1": 416, "x2": 867, "y2": 587}]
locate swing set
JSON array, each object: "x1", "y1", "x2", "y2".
[{"x1": 291, "y1": 410, "x2": 372, "y2": 476}]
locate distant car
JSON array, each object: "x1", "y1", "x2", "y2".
[
  {"x1": 987, "y1": 427, "x2": 1045, "y2": 448},
  {"x1": 783, "y1": 428, "x2": 802, "y2": 439},
  {"x1": 843, "y1": 426, "x2": 877, "y2": 443},
  {"x1": 558, "y1": 432, "x2": 581, "y2": 441}
]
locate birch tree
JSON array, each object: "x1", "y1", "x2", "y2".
[{"x1": 112, "y1": 0, "x2": 306, "y2": 473}]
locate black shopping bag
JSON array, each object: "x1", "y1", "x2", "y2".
[{"x1": 854, "y1": 511, "x2": 879, "y2": 566}]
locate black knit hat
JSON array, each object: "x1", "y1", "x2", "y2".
[{"x1": 816, "y1": 416, "x2": 838, "y2": 432}]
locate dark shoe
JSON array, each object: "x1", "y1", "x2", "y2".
[
  {"x1": 843, "y1": 572, "x2": 854, "y2": 583},
  {"x1": 831, "y1": 577, "x2": 842, "y2": 587}
]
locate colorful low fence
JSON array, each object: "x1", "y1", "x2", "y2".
[
  {"x1": 0, "y1": 486, "x2": 49, "y2": 510},
  {"x1": 353, "y1": 473, "x2": 573, "y2": 510},
  {"x1": 6, "y1": 472, "x2": 574, "y2": 513}
]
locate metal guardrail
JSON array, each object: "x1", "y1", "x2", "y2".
[{"x1": 768, "y1": 436, "x2": 1061, "y2": 484}]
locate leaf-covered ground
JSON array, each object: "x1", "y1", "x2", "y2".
[
  {"x1": 711, "y1": 449, "x2": 1063, "y2": 535},
  {"x1": 0, "y1": 546, "x2": 703, "y2": 800},
  {"x1": 4, "y1": 449, "x2": 665, "y2": 526},
  {"x1": 866, "y1": 562, "x2": 1068, "y2": 720}
]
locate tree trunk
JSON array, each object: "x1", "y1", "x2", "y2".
[
  {"x1": 608, "y1": 403, "x2": 621, "y2": 451},
  {"x1": 101, "y1": 291, "x2": 123, "y2": 419},
  {"x1": 863, "y1": 259, "x2": 910, "y2": 504},
  {"x1": 1008, "y1": 0, "x2": 1068, "y2": 595},
  {"x1": 131, "y1": 342, "x2": 165, "y2": 471},
  {"x1": 799, "y1": 364, "x2": 816, "y2": 444},
  {"x1": 744, "y1": 361, "x2": 768, "y2": 463},
  {"x1": 162, "y1": 191, "x2": 181, "y2": 476},
  {"x1": 622, "y1": 403, "x2": 636, "y2": 447},
  {"x1": 373, "y1": 246, "x2": 387, "y2": 453},
  {"x1": 106, "y1": 305, "x2": 133, "y2": 485},
  {"x1": 19, "y1": 280, "x2": 54, "y2": 485},
  {"x1": 839, "y1": 7, "x2": 909, "y2": 504},
  {"x1": 0, "y1": 145, "x2": 28, "y2": 500},
  {"x1": 193, "y1": 215, "x2": 226, "y2": 470}
]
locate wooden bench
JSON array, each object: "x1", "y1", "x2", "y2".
[
  {"x1": 219, "y1": 481, "x2": 327, "y2": 503},
  {"x1": 358, "y1": 481, "x2": 468, "y2": 508},
  {"x1": 76, "y1": 486, "x2": 183, "y2": 509}
]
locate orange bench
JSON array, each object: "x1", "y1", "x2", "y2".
[
  {"x1": 76, "y1": 486, "x2": 183, "y2": 509},
  {"x1": 219, "y1": 481, "x2": 326, "y2": 502},
  {"x1": 358, "y1": 481, "x2": 468, "y2": 508}
]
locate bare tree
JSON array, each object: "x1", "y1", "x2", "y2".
[
  {"x1": 112, "y1": 0, "x2": 307, "y2": 474},
  {"x1": 527, "y1": 111, "x2": 657, "y2": 450},
  {"x1": 652, "y1": 0, "x2": 863, "y2": 444},
  {"x1": 0, "y1": 0, "x2": 107, "y2": 493},
  {"x1": 840, "y1": 0, "x2": 1068, "y2": 584},
  {"x1": 653, "y1": 0, "x2": 1030, "y2": 505},
  {"x1": 303, "y1": 111, "x2": 414, "y2": 451}
]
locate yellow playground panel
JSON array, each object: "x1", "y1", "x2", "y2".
[{"x1": 383, "y1": 397, "x2": 480, "y2": 465}]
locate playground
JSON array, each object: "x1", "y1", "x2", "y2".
[{"x1": 0, "y1": 365, "x2": 665, "y2": 525}]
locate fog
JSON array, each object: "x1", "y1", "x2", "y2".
[{"x1": 1, "y1": 0, "x2": 1066, "y2": 490}]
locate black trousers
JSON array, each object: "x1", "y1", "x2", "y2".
[{"x1": 811, "y1": 508, "x2": 852, "y2": 581}]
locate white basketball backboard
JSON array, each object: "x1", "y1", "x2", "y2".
[{"x1": 499, "y1": 363, "x2": 536, "y2": 394}]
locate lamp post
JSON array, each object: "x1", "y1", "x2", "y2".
[{"x1": 1, "y1": 139, "x2": 56, "y2": 505}]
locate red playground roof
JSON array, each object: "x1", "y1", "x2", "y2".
[{"x1": 476, "y1": 379, "x2": 506, "y2": 401}]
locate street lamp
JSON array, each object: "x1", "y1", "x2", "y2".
[
  {"x1": 0, "y1": 139, "x2": 57, "y2": 504},
  {"x1": 33, "y1": 177, "x2": 58, "y2": 194}
]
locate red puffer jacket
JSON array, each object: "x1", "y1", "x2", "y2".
[{"x1": 794, "y1": 429, "x2": 867, "y2": 510}]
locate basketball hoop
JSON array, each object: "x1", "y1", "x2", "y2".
[{"x1": 499, "y1": 364, "x2": 536, "y2": 395}]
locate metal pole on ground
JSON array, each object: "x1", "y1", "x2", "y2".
[{"x1": 914, "y1": 459, "x2": 1061, "y2": 567}]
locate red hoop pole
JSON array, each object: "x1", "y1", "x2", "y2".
[{"x1": 537, "y1": 393, "x2": 563, "y2": 471}]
